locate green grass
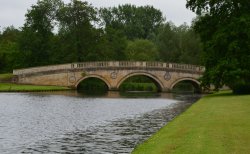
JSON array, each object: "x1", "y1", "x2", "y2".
[
  {"x1": 0, "y1": 73, "x2": 13, "y2": 81},
  {"x1": 0, "y1": 83, "x2": 70, "y2": 92},
  {"x1": 120, "y1": 82, "x2": 158, "y2": 92},
  {"x1": 132, "y1": 91, "x2": 250, "y2": 154}
]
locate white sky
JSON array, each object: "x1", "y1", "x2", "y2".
[{"x1": 0, "y1": 0, "x2": 196, "y2": 30}]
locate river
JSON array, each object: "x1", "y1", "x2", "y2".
[{"x1": 0, "y1": 91, "x2": 201, "y2": 154}]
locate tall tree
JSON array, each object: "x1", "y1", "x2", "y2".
[
  {"x1": 0, "y1": 26, "x2": 21, "y2": 72},
  {"x1": 19, "y1": 0, "x2": 62, "y2": 67},
  {"x1": 177, "y1": 23, "x2": 202, "y2": 65},
  {"x1": 100, "y1": 27, "x2": 128, "y2": 60},
  {"x1": 156, "y1": 22, "x2": 180, "y2": 62},
  {"x1": 99, "y1": 4, "x2": 165, "y2": 40},
  {"x1": 156, "y1": 22, "x2": 202, "y2": 64},
  {"x1": 56, "y1": 0, "x2": 98, "y2": 62},
  {"x1": 187, "y1": 0, "x2": 250, "y2": 93}
]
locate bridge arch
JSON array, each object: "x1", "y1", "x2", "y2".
[
  {"x1": 170, "y1": 77, "x2": 201, "y2": 93},
  {"x1": 117, "y1": 72, "x2": 164, "y2": 92},
  {"x1": 75, "y1": 75, "x2": 111, "y2": 89}
]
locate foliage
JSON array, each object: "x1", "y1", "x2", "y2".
[
  {"x1": 18, "y1": 0, "x2": 62, "y2": 67},
  {"x1": 99, "y1": 4, "x2": 165, "y2": 40},
  {"x1": 77, "y1": 78, "x2": 108, "y2": 93},
  {"x1": 96, "y1": 27, "x2": 128, "y2": 61},
  {"x1": 156, "y1": 22, "x2": 202, "y2": 64},
  {"x1": 119, "y1": 75, "x2": 158, "y2": 92},
  {"x1": 232, "y1": 82, "x2": 250, "y2": 95},
  {"x1": 56, "y1": 0, "x2": 98, "y2": 62},
  {"x1": 125, "y1": 39, "x2": 159, "y2": 61},
  {"x1": 119, "y1": 83, "x2": 157, "y2": 92},
  {"x1": 0, "y1": 26, "x2": 21, "y2": 72},
  {"x1": 186, "y1": 0, "x2": 250, "y2": 93},
  {"x1": 0, "y1": 0, "x2": 203, "y2": 75},
  {"x1": 171, "y1": 81, "x2": 195, "y2": 93}
]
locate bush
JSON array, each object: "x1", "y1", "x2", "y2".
[
  {"x1": 232, "y1": 83, "x2": 250, "y2": 95},
  {"x1": 137, "y1": 85, "x2": 144, "y2": 91},
  {"x1": 146, "y1": 86, "x2": 153, "y2": 91}
]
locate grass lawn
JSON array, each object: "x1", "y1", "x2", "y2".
[
  {"x1": 0, "y1": 73, "x2": 13, "y2": 82},
  {"x1": 132, "y1": 91, "x2": 250, "y2": 154},
  {"x1": 120, "y1": 82, "x2": 158, "y2": 92},
  {"x1": 0, "y1": 83, "x2": 70, "y2": 92}
]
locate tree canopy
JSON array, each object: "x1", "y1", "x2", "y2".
[
  {"x1": 99, "y1": 4, "x2": 165, "y2": 40},
  {"x1": 125, "y1": 39, "x2": 158, "y2": 61},
  {"x1": 187, "y1": 0, "x2": 250, "y2": 93},
  {"x1": 0, "y1": 0, "x2": 203, "y2": 74}
]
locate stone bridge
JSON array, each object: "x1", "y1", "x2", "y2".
[{"x1": 13, "y1": 61, "x2": 205, "y2": 92}]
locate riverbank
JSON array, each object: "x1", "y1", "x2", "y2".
[
  {"x1": 132, "y1": 91, "x2": 250, "y2": 154},
  {"x1": 0, "y1": 73, "x2": 13, "y2": 82},
  {"x1": 0, "y1": 83, "x2": 70, "y2": 92}
]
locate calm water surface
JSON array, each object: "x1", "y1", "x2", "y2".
[{"x1": 0, "y1": 91, "x2": 201, "y2": 154}]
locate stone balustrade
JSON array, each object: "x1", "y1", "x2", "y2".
[
  {"x1": 13, "y1": 61, "x2": 205, "y2": 75},
  {"x1": 72, "y1": 61, "x2": 205, "y2": 72}
]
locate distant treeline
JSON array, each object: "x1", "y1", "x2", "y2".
[{"x1": 0, "y1": 0, "x2": 202, "y2": 73}]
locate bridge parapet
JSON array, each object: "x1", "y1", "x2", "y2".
[
  {"x1": 71, "y1": 61, "x2": 205, "y2": 72},
  {"x1": 13, "y1": 61, "x2": 205, "y2": 76},
  {"x1": 13, "y1": 64, "x2": 72, "y2": 75}
]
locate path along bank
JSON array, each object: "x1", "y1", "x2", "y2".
[{"x1": 132, "y1": 91, "x2": 250, "y2": 154}]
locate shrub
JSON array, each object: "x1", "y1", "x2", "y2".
[
  {"x1": 146, "y1": 86, "x2": 153, "y2": 91},
  {"x1": 137, "y1": 85, "x2": 144, "y2": 91},
  {"x1": 232, "y1": 83, "x2": 250, "y2": 94}
]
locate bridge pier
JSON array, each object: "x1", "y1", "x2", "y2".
[
  {"x1": 109, "y1": 87, "x2": 119, "y2": 91},
  {"x1": 161, "y1": 87, "x2": 171, "y2": 93}
]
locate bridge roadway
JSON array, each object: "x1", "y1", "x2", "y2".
[{"x1": 13, "y1": 61, "x2": 205, "y2": 92}]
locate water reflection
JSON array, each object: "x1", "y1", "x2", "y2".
[
  {"x1": 0, "y1": 92, "x2": 201, "y2": 154},
  {"x1": 22, "y1": 101, "x2": 193, "y2": 154},
  {"x1": 34, "y1": 91, "x2": 177, "y2": 99}
]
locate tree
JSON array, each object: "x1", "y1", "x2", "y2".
[
  {"x1": 177, "y1": 23, "x2": 202, "y2": 65},
  {"x1": 0, "y1": 53, "x2": 6, "y2": 73},
  {"x1": 0, "y1": 26, "x2": 21, "y2": 72},
  {"x1": 125, "y1": 39, "x2": 159, "y2": 61},
  {"x1": 99, "y1": 4, "x2": 165, "y2": 40},
  {"x1": 155, "y1": 22, "x2": 202, "y2": 64},
  {"x1": 19, "y1": 0, "x2": 62, "y2": 67},
  {"x1": 155, "y1": 22, "x2": 180, "y2": 62},
  {"x1": 56, "y1": 0, "x2": 98, "y2": 62},
  {"x1": 186, "y1": 0, "x2": 250, "y2": 94},
  {"x1": 99, "y1": 27, "x2": 128, "y2": 60}
]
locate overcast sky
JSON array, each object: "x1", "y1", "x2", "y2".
[{"x1": 0, "y1": 0, "x2": 196, "y2": 30}]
